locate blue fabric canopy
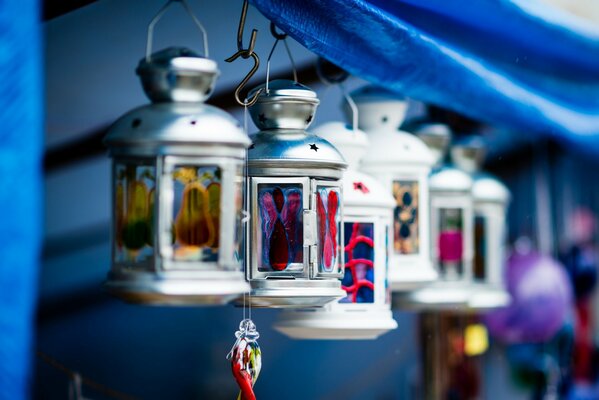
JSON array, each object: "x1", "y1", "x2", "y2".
[{"x1": 250, "y1": 0, "x2": 599, "y2": 150}]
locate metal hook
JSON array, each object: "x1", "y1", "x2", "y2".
[
  {"x1": 145, "y1": 0, "x2": 209, "y2": 61},
  {"x1": 225, "y1": 51, "x2": 262, "y2": 106}
]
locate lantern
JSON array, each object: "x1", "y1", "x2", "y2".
[
  {"x1": 274, "y1": 122, "x2": 398, "y2": 338},
  {"x1": 348, "y1": 86, "x2": 437, "y2": 291},
  {"x1": 451, "y1": 138, "x2": 511, "y2": 309},
  {"x1": 397, "y1": 123, "x2": 475, "y2": 309},
  {"x1": 244, "y1": 80, "x2": 347, "y2": 308},
  {"x1": 104, "y1": 45, "x2": 251, "y2": 305}
]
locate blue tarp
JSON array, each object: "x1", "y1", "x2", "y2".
[
  {"x1": 250, "y1": 0, "x2": 599, "y2": 149},
  {"x1": 0, "y1": 1, "x2": 42, "y2": 398}
]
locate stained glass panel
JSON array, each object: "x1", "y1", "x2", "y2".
[
  {"x1": 341, "y1": 222, "x2": 375, "y2": 303},
  {"x1": 316, "y1": 186, "x2": 341, "y2": 273},
  {"x1": 257, "y1": 184, "x2": 304, "y2": 272},
  {"x1": 114, "y1": 162, "x2": 155, "y2": 269},
  {"x1": 171, "y1": 165, "x2": 221, "y2": 262},
  {"x1": 392, "y1": 180, "x2": 419, "y2": 255},
  {"x1": 438, "y1": 207, "x2": 464, "y2": 278}
]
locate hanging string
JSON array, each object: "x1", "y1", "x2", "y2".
[
  {"x1": 243, "y1": 101, "x2": 250, "y2": 321},
  {"x1": 533, "y1": 140, "x2": 554, "y2": 256},
  {"x1": 37, "y1": 351, "x2": 137, "y2": 400},
  {"x1": 315, "y1": 58, "x2": 358, "y2": 133}
]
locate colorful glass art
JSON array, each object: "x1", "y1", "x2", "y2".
[
  {"x1": 341, "y1": 222, "x2": 375, "y2": 303},
  {"x1": 227, "y1": 319, "x2": 261, "y2": 400},
  {"x1": 316, "y1": 187, "x2": 340, "y2": 273},
  {"x1": 114, "y1": 163, "x2": 155, "y2": 267},
  {"x1": 257, "y1": 184, "x2": 303, "y2": 272},
  {"x1": 392, "y1": 180, "x2": 419, "y2": 255},
  {"x1": 171, "y1": 166, "x2": 221, "y2": 262},
  {"x1": 438, "y1": 208, "x2": 464, "y2": 277}
]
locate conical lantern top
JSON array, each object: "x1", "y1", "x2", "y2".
[
  {"x1": 413, "y1": 122, "x2": 452, "y2": 167},
  {"x1": 450, "y1": 136, "x2": 487, "y2": 174},
  {"x1": 137, "y1": 47, "x2": 219, "y2": 103},
  {"x1": 346, "y1": 85, "x2": 407, "y2": 132},
  {"x1": 248, "y1": 79, "x2": 319, "y2": 130}
]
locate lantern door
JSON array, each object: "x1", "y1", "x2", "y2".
[
  {"x1": 474, "y1": 202, "x2": 506, "y2": 286},
  {"x1": 158, "y1": 155, "x2": 239, "y2": 271},
  {"x1": 249, "y1": 177, "x2": 311, "y2": 279},
  {"x1": 430, "y1": 194, "x2": 473, "y2": 281},
  {"x1": 311, "y1": 180, "x2": 344, "y2": 279}
]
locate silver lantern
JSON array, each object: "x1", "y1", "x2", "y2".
[
  {"x1": 104, "y1": 42, "x2": 251, "y2": 304},
  {"x1": 274, "y1": 122, "x2": 398, "y2": 339},
  {"x1": 451, "y1": 138, "x2": 511, "y2": 309},
  {"x1": 348, "y1": 86, "x2": 437, "y2": 291},
  {"x1": 244, "y1": 80, "x2": 347, "y2": 308},
  {"x1": 397, "y1": 123, "x2": 475, "y2": 309}
]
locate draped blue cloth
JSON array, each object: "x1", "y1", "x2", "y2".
[
  {"x1": 0, "y1": 1, "x2": 42, "y2": 398},
  {"x1": 250, "y1": 0, "x2": 599, "y2": 149}
]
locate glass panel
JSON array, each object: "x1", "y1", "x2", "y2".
[
  {"x1": 316, "y1": 186, "x2": 341, "y2": 273},
  {"x1": 392, "y1": 180, "x2": 419, "y2": 255},
  {"x1": 233, "y1": 168, "x2": 244, "y2": 265},
  {"x1": 257, "y1": 184, "x2": 304, "y2": 272},
  {"x1": 341, "y1": 222, "x2": 375, "y2": 303},
  {"x1": 114, "y1": 162, "x2": 155, "y2": 269},
  {"x1": 171, "y1": 165, "x2": 221, "y2": 262},
  {"x1": 473, "y1": 215, "x2": 486, "y2": 280},
  {"x1": 438, "y1": 207, "x2": 464, "y2": 278}
]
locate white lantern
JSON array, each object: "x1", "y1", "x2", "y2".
[
  {"x1": 349, "y1": 86, "x2": 437, "y2": 291},
  {"x1": 274, "y1": 122, "x2": 398, "y2": 339},
  {"x1": 397, "y1": 123, "x2": 475, "y2": 309},
  {"x1": 243, "y1": 80, "x2": 347, "y2": 308},
  {"x1": 451, "y1": 138, "x2": 511, "y2": 309}
]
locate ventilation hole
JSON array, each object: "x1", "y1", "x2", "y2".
[
  {"x1": 190, "y1": 120, "x2": 197, "y2": 125},
  {"x1": 381, "y1": 116, "x2": 388, "y2": 123},
  {"x1": 132, "y1": 118, "x2": 141, "y2": 128}
]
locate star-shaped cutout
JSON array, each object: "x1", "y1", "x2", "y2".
[
  {"x1": 309, "y1": 143, "x2": 319, "y2": 152},
  {"x1": 306, "y1": 114, "x2": 313, "y2": 124},
  {"x1": 259, "y1": 113, "x2": 267, "y2": 123},
  {"x1": 249, "y1": 143, "x2": 255, "y2": 150},
  {"x1": 353, "y1": 181, "x2": 369, "y2": 193}
]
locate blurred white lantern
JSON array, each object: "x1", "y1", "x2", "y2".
[
  {"x1": 274, "y1": 122, "x2": 398, "y2": 339},
  {"x1": 397, "y1": 123, "x2": 475, "y2": 309},
  {"x1": 348, "y1": 86, "x2": 437, "y2": 291},
  {"x1": 451, "y1": 137, "x2": 511, "y2": 309}
]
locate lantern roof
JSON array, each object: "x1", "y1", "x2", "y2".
[
  {"x1": 362, "y1": 129, "x2": 435, "y2": 167},
  {"x1": 451, "y1": 136, "x2": 487, "y2": 173},
  {"x1": 413, "y1": 122, "x2": 452, "y2": 166},
  {"x1": 347, "y1": 85, "x2": 408, "y2": 133},
  {"x1": 104, "y1": 102, "x2": 250, "y2": 152},
  {"x1": 136, "y1": 47, "x2": 219, "y2": 103},
  {"x1": 248, "y1": 79, "x2": 320, "y2": 131},
  {"x1": 472, "y1": 173, "x2": 510, "y2": 204},
  {"x1": 429, "y1": 166, "x2": 473, "y2": 192},
  {"x1": 343, "y1": 169, "x2": 395, "y2": 209}
]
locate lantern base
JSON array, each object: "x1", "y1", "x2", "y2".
[
  {"x1": 274, "y1": 308, "x2": 397, "y2": 340},
  {"x1": 468, "y1": 283, "x2": 511, "y2": 310},
  {"x1": 105, "y1": 271, "x2": 250, "y2": 306},
  {"x1": 392, "y1": 280, "x2": 472, "y2": 311},
  {"x1": 388, "y1": 260, "x2": 438, "y2": 292},
  {"x1": 239, "y1": 279, "x2": 345, "y2": 308}
]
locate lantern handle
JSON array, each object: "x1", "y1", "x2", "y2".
[
  {"x1": 145, "y1": 0, "x2": 209, "y2": 62},
  {"x1": 316, "y1": 58, "x2": 358, "y2": 131},
  {"x1": 265, "y1": 22, "x2": 298, "y2": 93},
  {"x1": 225, "y1": 0, "x2": 262, "y2": 107}
]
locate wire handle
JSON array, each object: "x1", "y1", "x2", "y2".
[
  {"x1": 265, "y1": 22, "x2": 298, "y2": 93},
  {"x1": 145, "y1": 0, "x2": 209, "y2": 62},
  {"x1": 316, "y1": 58, "x2": 358, "y2": 130}
]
